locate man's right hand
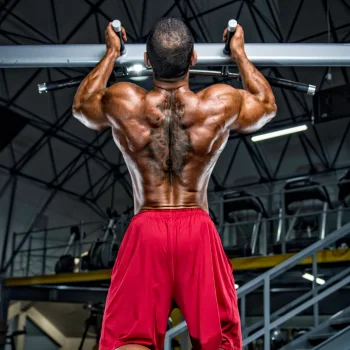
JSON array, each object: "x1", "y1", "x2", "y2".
[
  {"x1": 105, "y1": 22, "x2": 127, "y2": 57},
  {"x1": 222, "y1": 24, "x2": 245, "y2": 59}
]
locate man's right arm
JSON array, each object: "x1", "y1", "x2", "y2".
[{"x1": 218, "y1": 25, "x2": 277, "y2": 133}]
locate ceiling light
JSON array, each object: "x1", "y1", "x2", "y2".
[
  {"x1": 235, "y1": 283, "x2": 239, "y2": 289},
  {"x1": 251, "y1": 125, "x2": 308, "y2": 142},
  {"x1": 127, "y1": 64, "x2": 149, "y2": 82},
  {"x1": 128, "y1": 64, "x2": 145, "y2": 73},
  {"x1": 302, "y1": 272, "x2": 325, "y2": 285}
]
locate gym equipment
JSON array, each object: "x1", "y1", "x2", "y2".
[
  {"x1": 35, "y1": 19, "x2": 315, "y2": 95},
  {"x1": 79, "y1": 303, "x2": 104, "y2": 350},
  {"x1": 1, "y1": 43, "x2": 349, "y2": 68},
  {"x1": 270, "y1": 328, "x2": 287, "y2": 350},
  {"x1": 274, "y1": 177, "x2": 332, "y2": 254},
  {"x1": 55, "y1": 226, "x2": 81, "y2": 274},
  {"x1": 223, "y1": 19, "x2": 238, "y2": 54},
  {"x1": 336, "y1": 170, "x2": 350, "y2": 247},
  {"x1": 87, "y1": 209, "x2": 120, "y2": 270},
  {"x1": 38, "y1": 67, "x2": 315, "y2": 95},
  {"x1": 111, "y1": 20, "x2": 126, "y2": 55},
  {"x1": 338, "y1": 170, "x2": 350, "y2": 208},
  {"x1": 222, "y1": 191, "x2": 269, "y2": 257}
]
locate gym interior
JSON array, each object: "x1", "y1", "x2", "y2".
[{"x1": 0, "y1": 0, "x2": 350, "y2": 349}]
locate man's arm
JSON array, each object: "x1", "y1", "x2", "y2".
[
  {"x1": 218, "y1": 25, "x2": 277, "y2": 133},
  {"x1": 72, "y1": 23, "x2": 127, "y2": 131}
]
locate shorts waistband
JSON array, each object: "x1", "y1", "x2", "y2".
[{"x1": 132, "y1": 208, "x2": 209, "y2": 220}]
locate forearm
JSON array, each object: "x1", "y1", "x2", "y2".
[
  {"x1": 233, "y1": 50, "x2": 276, "y2": 110},
  {"x1": 73, "y1": 48, "x2": 118, "y2": 107}
]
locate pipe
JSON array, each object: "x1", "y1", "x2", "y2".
[
  {"x1": 38, "y1": 68, "x2": 316, "y2": 95},
  {"x1": 1, "y1": 43, "x2": 350, "y2": 68}
]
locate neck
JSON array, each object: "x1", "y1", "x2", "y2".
[{"x1": 153, "y1": 73, "x2": 190, "y2": 91}]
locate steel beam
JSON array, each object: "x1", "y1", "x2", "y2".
[
  {"x1": 1, "y1": 44, "x2": 350, "y2": 68},
  {"x1": 6, "y1": 285, "x2": 108, "y2": 304}
]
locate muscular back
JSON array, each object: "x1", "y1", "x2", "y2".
[
  {"x1": 103, "y1": 83, "x2": 230, "y2": 213},
  {"x1": 147, "y1": 91, "x2": 191, "y2": 184}
]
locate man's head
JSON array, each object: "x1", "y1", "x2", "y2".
[{"x1": 145, "y1": 17, "x2": 197, "y2": 81}]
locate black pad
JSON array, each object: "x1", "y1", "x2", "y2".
[
  {"x1": 293, "y1": 215, "x2": 318, "y2": 233},
  {"x1": 55, "y1": 254, "x2": 75, "y2": 274},
  {"x1": 338, "y1": 170, "x2": 350, "y2": 205},
  {"x1": 223, "y1": 190, "x2": 268, "y2": 223},
  {"x1": 88, "y1": 240, "x2": 119, "y2": 270},
  {"x1": 284, "y1": 177, "x2": 332, "y2": 215}
]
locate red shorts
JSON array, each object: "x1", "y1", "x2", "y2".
[{"x1": 99, "y1": 209, "x2": 242, "y2": 350}]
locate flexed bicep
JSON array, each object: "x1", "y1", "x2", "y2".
[
  {"x1": 215, "y1": 84, "x2": 276, "y2": 134},
  {"x1": 72, "y1": 22, "x2": 130, "y2": 131},
  {"x1": 231, "y1": 89, "x2": 277, "y2": 133},
  {"x1": 73, "y1": 88, "x2": 110, "y2": 131}
]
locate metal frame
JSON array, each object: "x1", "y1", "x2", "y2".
[{"x1": 1, "y1": 43, "x2": 350, "y2": 68}]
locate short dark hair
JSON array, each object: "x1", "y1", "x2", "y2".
[{"x1": 146, "y1": 17, "x2": 194, "y2": 81}]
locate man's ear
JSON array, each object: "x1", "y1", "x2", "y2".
[
  {"x1": 190, "y1": 50, "x2": 198, "y2": 66},
  {"x1": 144, "y1": 52, "x2": 152, "y2": 68}
]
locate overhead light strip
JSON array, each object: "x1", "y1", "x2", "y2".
[{"x1": 251, "y1": 125, "x2": 308, "y2": 142}]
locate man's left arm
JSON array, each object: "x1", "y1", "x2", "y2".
[{"x1": 72, "y1": 23, "x2": 127, "y2": 131}]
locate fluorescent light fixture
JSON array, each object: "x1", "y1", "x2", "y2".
[
  {"x1": 251, "y1": 125, "x2": 308, "y2": 142},
  {"x1": 81, "y1": 251, "x2": 89, "y2": 257},
  {"x1": 302, "y1": 272, "x2": 325, "y2": 285},
  {"x1": 235, "y1": 283, "x2": 239, "y2": 289}
]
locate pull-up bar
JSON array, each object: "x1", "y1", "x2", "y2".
[
  {"x1": 0, "y1": 43, "x2": 349, "y2": 68},
  {"x1": 38, "y1": 68, "x2": 316, "y2": 95}
]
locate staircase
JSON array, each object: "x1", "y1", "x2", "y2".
[
  {"x1": 281, "y1": 306, "x2": 350, "y2": 349},
  {"x1": 164, "y1": 222, "x2": 350, "y2": 350}
]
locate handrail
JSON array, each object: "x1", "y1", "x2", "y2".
[
  {"x1": 238, "y1": 221, "x2": 350, "y2": 296},
  {"x1": 164, "y1": 222, "x2": 350, "y2": 347},
  {"x1": 246, "y1": 264, "x2": 350, "y2": 334}
]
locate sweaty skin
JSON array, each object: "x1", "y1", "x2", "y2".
[{"x1": 72, "y1": 23, "x2": 277, "y2": 215}]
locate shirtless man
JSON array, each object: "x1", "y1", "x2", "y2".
[{"x1": 73, "y1": 17, "x2": 276, "y2": 350}]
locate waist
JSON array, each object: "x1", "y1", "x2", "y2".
[{"x1": 132, "y1": 208, "x2": 209, "y2": 220}]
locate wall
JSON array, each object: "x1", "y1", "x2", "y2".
[{"x1": 24, "y1": 318, "x2": 59, "y2": 350}]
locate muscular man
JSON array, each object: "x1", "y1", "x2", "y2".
[{"x1": 73, "y1": 18, "x2": 276, "y2": 350}]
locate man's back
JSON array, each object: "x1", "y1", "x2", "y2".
[
  {"x1": 105, "y1": 83, "x2": 230, "y2": 213},
  {"x1": 72, "y1": 18, "x2": 277, "y2": 350}
]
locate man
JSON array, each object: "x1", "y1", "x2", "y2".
[{"x1": 73, "y1": 18, "x2": 276, "y2": 350}]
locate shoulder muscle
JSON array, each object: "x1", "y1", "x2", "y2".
[{"x1": 102, "y1": 82, "x2": 146, "y2": 120}]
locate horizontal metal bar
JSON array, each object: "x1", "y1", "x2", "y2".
[
  {"x1": 1, "y1": 43, "x2": 350, "y2": 68},
  {"x1": 6, "y1": 285, "x2": 108, "y2": 303},
  {"x1": 38, "y1": 68, "x2": 315, "y2": 95}
]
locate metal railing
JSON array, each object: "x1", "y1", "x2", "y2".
[
  {"x1": 7, "y1": 217, "x2": 133, "y2": 277},
  {"x1": 164, "y1": 221, "x2": 350, "y2": 350},
  {"x1": 6, "y1": 178, "x2": 350, "y2": 278}
]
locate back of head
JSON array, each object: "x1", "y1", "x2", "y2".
[{"x1": 147, "y1": 17, "x2": 194, "y2": 81}]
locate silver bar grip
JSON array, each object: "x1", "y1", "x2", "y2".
[
  {"x1": 112, "y1": 20, "x2": 126, "y2": 55},
  {"x1": 223, "y1": 19, "x2": 238, "y2": 55}
]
